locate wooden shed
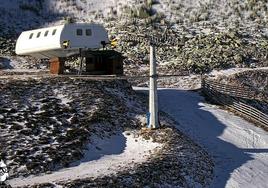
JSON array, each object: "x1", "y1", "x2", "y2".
[
  {"x1": 15, "y1": 23, "x2": 125, "y2": 75},
  {"x1": 83, "y1": 50, "x2": 124, "y2": 75}
]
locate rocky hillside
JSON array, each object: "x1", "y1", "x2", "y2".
[
  {"x1": 0, "y1": 0, "x2": 268, "y2": 74},
  {"x1": 0, "y1": 77, "x2": 145, "y2": 178},
  {"x1": 211, "y1": 68, "x2": 268, "y2": 115},
  {"x1": 216, "y1": 69, "x2": 268, "y2": 93},
  {"x1": 0, "y1": 76, "x2": 214, "y2": 187}
]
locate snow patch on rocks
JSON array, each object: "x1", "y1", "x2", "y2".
[{"x1": 9, "y1": 131, "x2": 162, "y2": 188}]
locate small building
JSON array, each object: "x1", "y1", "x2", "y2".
[
  {"x1": 83, "y1": 50, "x2": 123, "y2": 75},
  {"x1": 15, "y1": 23, "x2": 109, "y2": 58},
  {"x1": 15, "y1": 23, "x2": 124, "y2": 75}
]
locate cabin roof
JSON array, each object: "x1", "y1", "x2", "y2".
[
  {"x1": 15, "y1": 23, "x2": 109, "y2": 59},
  {"x1": 82, "y1": 50, "x2": 122, "y2": 57}
]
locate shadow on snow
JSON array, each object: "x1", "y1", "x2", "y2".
[
  {"x1": 70, "y1": 132, "x2": 127, "y2": 167},
  {"x1": 155, "y1": 89, "x2": 265, "y2": 188}
]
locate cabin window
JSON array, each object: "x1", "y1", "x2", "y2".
[
  {"x1": 44, "y1": 30, "x2": 49, "y2": 37},
  {"x1": 86, "y1": 29, "x2": 92, "y2": 36},
  {"x1": 52, "y1": 29, "x2": 57, "y2": 35},
  {"x1": 29, "y1": 33, "x2": 34, "y2": 39},
  {"x1": 76, "y1": 29, "x2": 83, "y2": 36},
  {"x1": 37, "y1": 32, "x2": 41, "y2": 38}
]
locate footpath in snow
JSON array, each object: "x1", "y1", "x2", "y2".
[{"x1": 153, "y1": 88, "x2": 268, "y2": 188}]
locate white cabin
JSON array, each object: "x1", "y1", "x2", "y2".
[{"x1": 15, "y1": 23, "x2": 109, "y2": 59}]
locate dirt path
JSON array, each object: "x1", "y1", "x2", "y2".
[{"x1": 157, "y1": 89, "x2": 268, "y2": 188}]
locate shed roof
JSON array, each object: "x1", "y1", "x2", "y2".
[{"x1": 82, "y1": 50, "x2": 123, "y2": 57}]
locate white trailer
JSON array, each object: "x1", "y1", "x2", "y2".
[{"x1": 15, "y1": 23, "x2": 109, "y2": 59}]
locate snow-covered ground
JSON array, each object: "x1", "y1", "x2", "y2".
[
  {"x1": 8, "y1": 131, "x2": 161, "y2": 187},
  {"x1": 208, "y1": 67, "x2": 268, "y2": 79},
  {"x1": 149, "y1": 88, "x2": 268, "y2": 188},
  {"x1": 1, "y1": 77, "x2": 214, "y2": 187}
]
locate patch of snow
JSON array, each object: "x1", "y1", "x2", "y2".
[
  {"x1": 53, "y1": 89, "x2": 72, "y2": 106},
  {"x1": 8, "y1": 131, "x2": 162, "y2": 187},
  {"x1": 149, "y1": 88, "x2": 268, "y2": 188},
  {"x1": 208, "y1": 67, "x2": 268, "y2": 79}
]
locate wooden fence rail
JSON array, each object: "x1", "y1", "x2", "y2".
[
  {"x1": 203, "y1": 79, "x2": 260, "y2": 100},
  {"x1": 202, "y1": 79, "x2": 268, "y2": 128}
]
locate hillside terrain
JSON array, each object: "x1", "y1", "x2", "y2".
[
  {"x1": 0, "y1": 1, "x2": 268, "y2": 187},
  {"x1": 215, "y1": 69, "x2": 268, "y2": 93},
  {"x1": 157, "y1": 88, "x2": 268, "y2": 188},
  {"x1": 0, "y1": 76, "x2": 213, "y2": 187},
  {"x1": 0, "y1": 77, "x2": 144, "y2": 178},
  {"x1": 1, "y1": 0, "x2": 268, "y2": 75}
]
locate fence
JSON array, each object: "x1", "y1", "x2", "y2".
[
  {"x1": 202, "y1": 78, "x2": 268, "y2": 128},
  {"x1": 202, "y1": 79, "x2": 263, "y2": 100}
]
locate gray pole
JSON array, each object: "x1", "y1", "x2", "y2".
[{"x1": 149, "y1": 44, "x2": 159, "y2": 129}]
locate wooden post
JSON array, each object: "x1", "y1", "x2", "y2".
[
  {"x1": 78, "y1": 48, "x2": 83, "y2": 75},
  {"x1": 49, "y1": 57, "x2": 65, "y2": 74}
]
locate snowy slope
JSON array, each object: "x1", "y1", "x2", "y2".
[
  {"x1": 1, "y1": 0, "x2": 268, "y2": 75},
  {"x1": 0, "y1": 0, "x2": 130, "y2": 34},
  {"x1": 153, "y1": 88, "x2": 268, "y2": 188},
  {"x1": 1, "y1": 77, "x2": 214, "y2": 187},
  {"x1": 209, "y1": 67, "x2": 268, "y2": 79},
  {"x1": 1, "y1": 0, "x2": 268, "y2": 34},
  {"x1": 8, "y1": 131, "x2": 161, "y2": 187}
]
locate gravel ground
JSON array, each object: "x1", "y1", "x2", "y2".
[
  {"x1": 1, "y1": 75, "x2": 214, "y2": 187},
  {"x1": 21, "y1": 126, "x2": 213, "y2": 188},
  {"x1": 0, "y1": 77, "x2": 145, "y2": 178}
]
